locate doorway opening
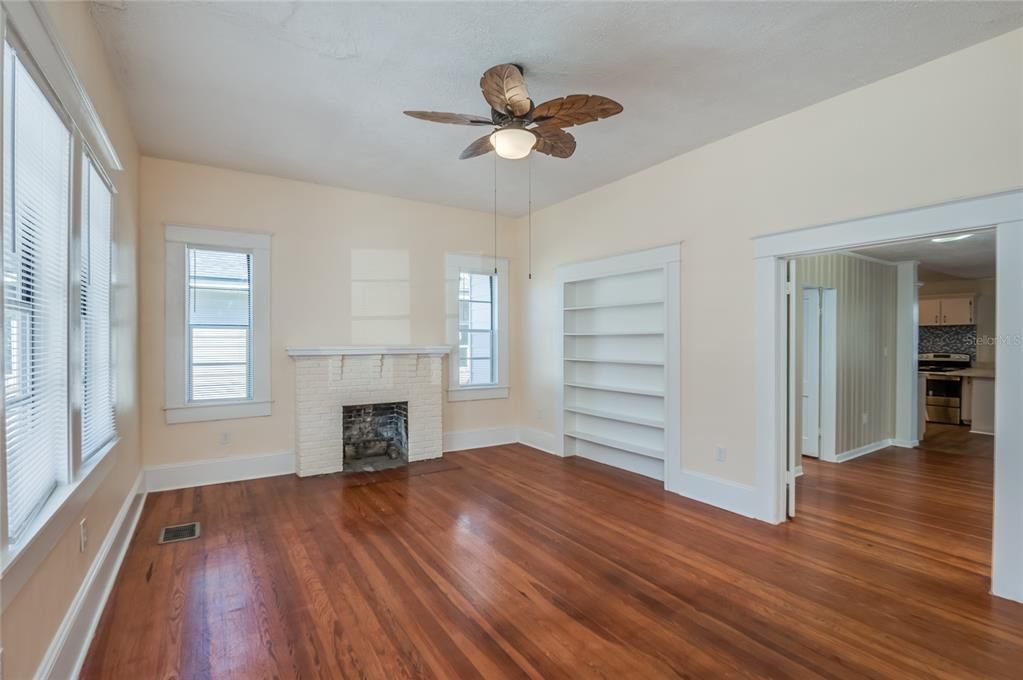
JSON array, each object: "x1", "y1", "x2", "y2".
[{"x1": 755, "y1": 192, "x2": 1023, "y2": 602}]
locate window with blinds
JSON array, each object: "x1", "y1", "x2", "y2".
[
  {"x1": 81, "y1": 158, "x2": 116, "y2": 461},
  {"x1": 3, "y1": 40, "x2": 72, "y2": 540},
  {"x1": 186, "y1": 247, "x2": 253, "y2": 402}
]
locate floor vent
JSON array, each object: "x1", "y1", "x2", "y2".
[{"x1": 159, "y1": 522, "x2": 201, "y2": 544}]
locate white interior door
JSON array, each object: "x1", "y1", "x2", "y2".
[{"x1": 801, "y1": 288, "x2": 821, "y2": 458}]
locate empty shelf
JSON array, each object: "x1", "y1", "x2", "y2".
[
  {"x1": 565, "y1": 430, "x2": 664, "y2": 460},
  {"x1": 564, "y1": 405, "x2": 664, "y2": 429},
  {"x1": 564, "y1": 382, "x2": 664, "y2": 397},
  {"x1": 563, "y1": 299, "x2": 664, "y2": 311},
  {"x1": 564, "y1": 356, "x2": 664, "y2": 366},
  {"x1": 563, "y1": 331, "x2": 663, "y2": 337}
]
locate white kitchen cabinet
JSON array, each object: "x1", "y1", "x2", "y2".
[
  {"x1": 919, "y1": 298, "x2": 942, "y2": 326},
  {"x1": 940, "y1": 296, "x2": 975, "y2": 325},
  {"x1": 919, "y1": 295, "x2": 975, "y2": 326}
]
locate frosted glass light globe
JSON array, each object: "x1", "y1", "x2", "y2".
[{"x1": 489, "y1": 128, "x2": 536, "y2": 160}]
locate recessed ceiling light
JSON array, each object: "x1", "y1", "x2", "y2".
[{"x1": 931, "y1": 234, "x2": 974, "y2": 243}]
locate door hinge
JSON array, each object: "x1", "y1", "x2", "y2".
[{"x1": 786, "y1": 282, "x2": 793, "y2": 295}]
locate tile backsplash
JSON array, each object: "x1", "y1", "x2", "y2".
[{"x1": 919, "y1": 325, "x2": 976, "y2": 360}]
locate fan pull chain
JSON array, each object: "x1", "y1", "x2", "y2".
[
  {"x1": 493, "y1": 153, "x2": 498, "y2": 274},
  {"x1": 528, "y1": 154, "x2": 533, "y2": 280}
]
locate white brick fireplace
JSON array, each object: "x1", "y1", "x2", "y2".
[{"x1": 286, "y1": 346, "x2": 450, "y2": 476}]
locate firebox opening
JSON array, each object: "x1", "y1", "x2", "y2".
[{"x1": 342, "y1": 401, "x2": 409, "y2": 473}]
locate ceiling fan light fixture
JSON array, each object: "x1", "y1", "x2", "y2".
[{"x1": 490, "y1": 128, "x2": 536, "y2": 160}]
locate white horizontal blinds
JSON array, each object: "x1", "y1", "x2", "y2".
[
  {"x1": 81, "y1": 158, "x2": 116, "y2": 460},
  {"x1": 457, "y1": 271, "x2": 495, "y2": 385},
  {"x1": 3, "y1": 41, "x2": 72, "y2": 539},
  {"x1": 187, "y1": 247, "x2": 253, "y2": 401}
]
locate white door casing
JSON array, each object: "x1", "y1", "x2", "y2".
[{"x1": 801, "y1": 288, "x2": 821, "y2": 458}]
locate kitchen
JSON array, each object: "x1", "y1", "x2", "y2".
[{"x1": 917, "y1": 239, "x2": 997, "y2": 441}]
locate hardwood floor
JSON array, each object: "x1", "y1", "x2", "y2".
[
  {"x1": 83, "y1": 443, "x2": 1023, "y2": 679},
  {"x1": 919, "y1": 422, "x2": 993, "y2": 456}
]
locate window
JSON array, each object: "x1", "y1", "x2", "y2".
[
  {"x1": 445, "y1": 253, "x2": 509, "y2": 401},
  {"x1": 458, "y1": 271, "x2": 496, "y2": 386},
  {"x1": 81, "y1": 158, "x2": 116, "y2": 461},
  {"x1": 187, "y1": 247, "x2": 252, "y2": 401},
  {"x1": 164, "y1": 225, "x2": 270, "y2": 424},
  {"x1": 2, "y1": 39, "x2": 72, "y2": 540}
]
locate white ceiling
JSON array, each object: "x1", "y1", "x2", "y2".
[
  {"x1": 850, "y1": 229, "x2": 997, "y2": 279},
  {"x1": 89, "y1": 1, "x2": 1023, "y2": 216}
]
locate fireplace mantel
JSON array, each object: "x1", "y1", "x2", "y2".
[
  {"x1": 288, "y1": 347, "x2": 446, "y2": 476},
  {"x1": 287, "y1": 345, "x2": 450, "y2": 357}
]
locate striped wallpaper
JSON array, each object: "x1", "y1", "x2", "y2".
[{"x1": 794, "y1": 253, "x2": 898, "y2": 457}]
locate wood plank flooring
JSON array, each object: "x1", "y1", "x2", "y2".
[{"x1": 83, "y1": 442, "x2": 1023, "y2": 679}]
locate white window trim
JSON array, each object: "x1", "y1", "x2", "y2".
[
  {"x1": 164, "y1": 224, "x2": 272, "y2": 424},
  {"x1": 445, "y1": 252, "x2": 510, "y2": 401},
  {"x1": 0, "y1": 3, "x2": 124, "y2": 611}
]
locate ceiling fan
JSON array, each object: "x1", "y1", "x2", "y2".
[{"x1": 404, "y1": 64, "x2": 622, "y2": 160}]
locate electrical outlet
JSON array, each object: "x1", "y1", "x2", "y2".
[
  {"x1": 862, "y1": 413, "x2": 869, "y2": 426},
  {"x1": 715, "y1": 446, "x2": 727, "y2": 463},
  {"x1": 220, "y1": 431, "x2": 232, "y2": 447},
  {"x1": 79, "y1": 518, "x2": 88, "y2": 553}
]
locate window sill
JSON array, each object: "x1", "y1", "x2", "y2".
[
  {"x1": 447, "y1": 386, "x2": 510, "y2": 402},
  {"x1": 1, "y1": 437, "x2": 120, "y2": 612},
  {"x1": 165, "y1": 399, "x2": 272, "y2": 424}
]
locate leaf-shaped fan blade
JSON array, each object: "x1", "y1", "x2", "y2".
[
  {"x1": 532, "y1": 95, "x2": 623, "y2": 129},
  {"x1": 480, "y1": 64, "x2": 531, "y2": 117},
  {"x1": 531, "y1": 126, "x2": 576, "y2": 159},
  {"x1": 404, "y1": 111, "x2": 493, "y2": 125},
  {"x1": 459, "y1": 134, "x2": 494, "y2": 160}
]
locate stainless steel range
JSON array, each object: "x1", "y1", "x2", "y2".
[{"x1": 918, "y1": 353, "x2": 971, "y2": 424}]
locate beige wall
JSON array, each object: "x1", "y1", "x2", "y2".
[
  {"x1": 139, "y1": 157, "x2": 523, "y2": 467},
  {"x1": 519, "y1": 28, "x2": 1022, "y2": 484},
  {"x1": 794, "y1": 254, "x2": 898, "y2": 456},
  {"x1": 919, "y1": 275, "x2": 997, "y2": 365},
  {"x1": 0, "y1": 3, "x2": 141, "y2": 679}
]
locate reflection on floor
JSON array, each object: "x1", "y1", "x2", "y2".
[
  {"x1": 920, "y1": 422, "x2": 994, "y2": 456},
  {"x1": 84, "y1": 444, "x2": 1023, "y2": 678}
]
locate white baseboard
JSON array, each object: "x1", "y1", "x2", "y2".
[
  {"x1": 834, "y1": 439, "x2": 893, "y2": 463},
  {"x1": 35, "y1": 472, "x2": 146, "y2": 680},
  {"x1": 892, "y1": 439, "x2": 919, "y2": 448},
  {"x1": 970, "y1": 429, "x2": 995, "y2": 436},
  {"x1": 516, "y1": 426, "x2": 562, "y2": 456},
  {"x1": 674, "y1": 470, "x2": 761, "y2": 520},
  {"x1": 442, "y1": 426, "x2": 518, "y2": 452},
  {"x1": 145, "y1": 450, "x2": 294, "y2": 492},
  {"x1": 794, "y1": 465, "x2": 804, "y2": 478}
]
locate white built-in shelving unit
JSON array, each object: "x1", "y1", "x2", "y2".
[{"x1": 556, "y1": 245, "x2": 682, "y2": 487}]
